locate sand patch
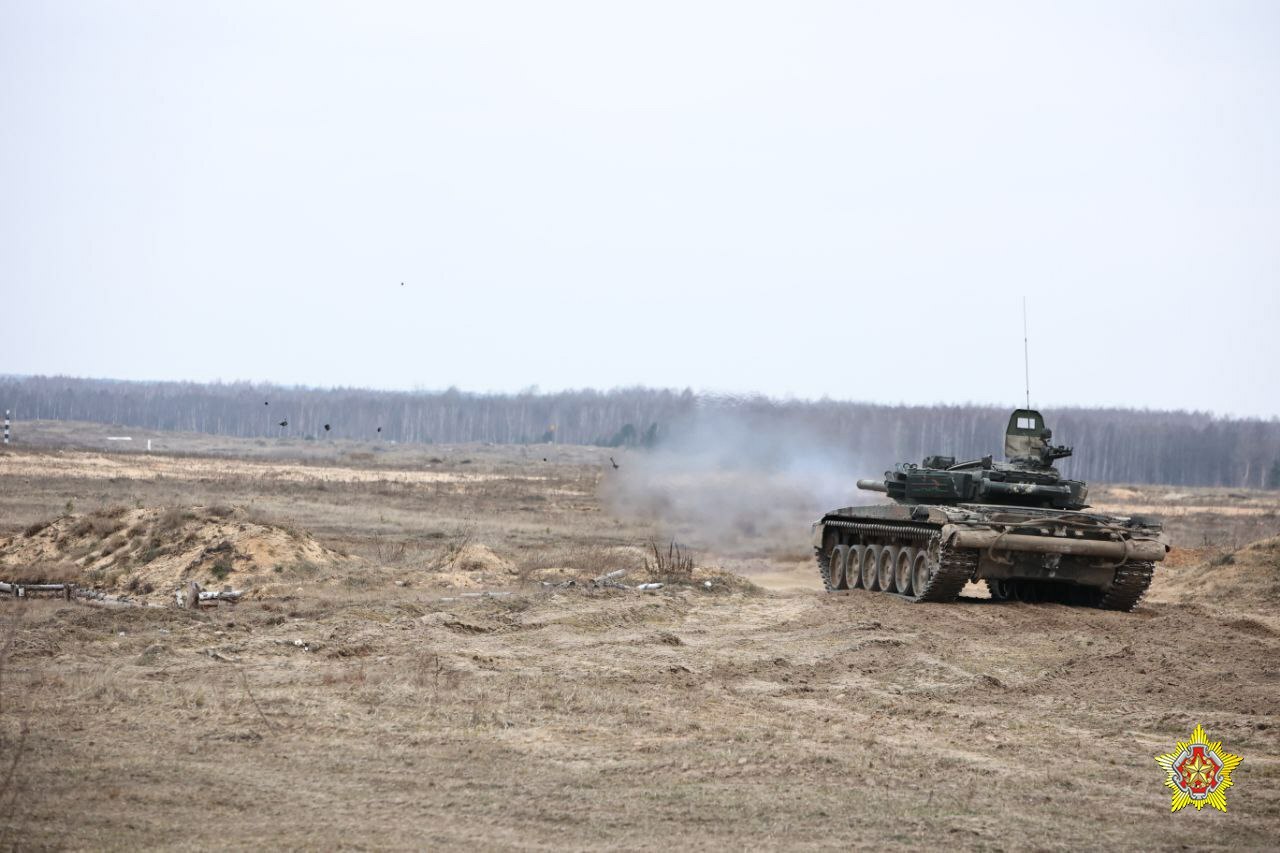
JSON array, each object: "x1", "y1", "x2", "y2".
[{"x1": 0, "y1": 505, "x2": 349, "y2": 601}]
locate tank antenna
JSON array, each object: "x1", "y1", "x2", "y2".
[{"x1": 1022, "y1": 297, "x2": 1031, "y2": 409}]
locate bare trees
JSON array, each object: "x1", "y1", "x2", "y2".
[{"x1": 2, "y1": 376, "x2": 1277, "y2": 487}]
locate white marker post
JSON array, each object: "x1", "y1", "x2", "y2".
[{"x1": 3, "y1": 410, "x2": 9, "y2": 445}]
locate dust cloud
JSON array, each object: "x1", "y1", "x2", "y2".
[{"x1": 601, "y1": 411, "x2": 882, "y2": 557}]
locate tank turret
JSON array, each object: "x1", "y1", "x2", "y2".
[{"x1": 857, "y1": 409, "x2": 1088, "y2": 511}]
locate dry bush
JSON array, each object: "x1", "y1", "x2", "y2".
[
  {"x1": 362, "y1": 537, "x2": 441, "y2": 569},
  {"x1": 645, "y1": 540, "x2": 696, "y2": 583},
  {"x1": 0, "y1": 562, "x2": 80, "y2": 584},
  {"x1": 68, "y1": 515, "x2": 126, "y2": 540},
  {"x1": 99, "y1": 534, "x2": 127, "y2": 557},
  {"x1": 21, "y1": 520, "x2": 51, "y2": 539},
  {"x1": 125, "y1": 577, "x2": 155, "y2": 595},
  {"x1": 513, "y1": 541, "x2": 648, "y2": 582},
  {"x1": 156, "y1": 508, "x2": 195, "y2": 534},
  {"x1": 426, "y1": 525, "x2": 475, "y2": 570},
  {"x1": 277, "y1": 560, "x2": 320, "y2": 578}
]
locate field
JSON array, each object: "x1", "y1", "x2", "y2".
[{"x1": 1, "y1": 421, "x2": 1278, "y2": 850}]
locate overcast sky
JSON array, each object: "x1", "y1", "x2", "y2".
[{"x1": 2, "y1": 1, "x2": 1278, "y2": 417}]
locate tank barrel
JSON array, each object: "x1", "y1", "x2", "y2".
[{"x1": 856, "y1": 479, "x2": 889, "y2": 493}]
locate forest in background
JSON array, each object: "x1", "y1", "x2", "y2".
[{"x1": 2, "y1": 375, "x2": 1279, "y2": 488}]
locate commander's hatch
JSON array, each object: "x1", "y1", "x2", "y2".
[{"x1": 1005, "y1": 409, "x2": 1049, "y2": 461}]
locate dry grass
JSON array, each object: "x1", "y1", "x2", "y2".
[
  {"x1": 0, "y1": 561, "x2": 79, "y2": 584},
  {"x1": 0, "y1": 428, "x2": 1277, "y2": 848},
  {"x1": 645, "y1": 539, "x2": 696, "y2": 583}
]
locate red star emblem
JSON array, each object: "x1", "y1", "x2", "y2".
[{"x1": 1175, "y1": 746, "x2": 1221, "y2": 796}]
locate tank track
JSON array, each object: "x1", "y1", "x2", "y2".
[
  {"x1": 819, "y1": 518, "x2": 1154, "y2": 609},
  {"x1": 815, "y1": 527, "x2": 977, "y2": 603},
  {"x1": 914, "y1": 543, "x2": 978, "y2": 603},
  {"x1": 816, "y1": 547, "x2": 837, "y2": 592},
  {"x1": 983, "y1": 560, "x2": 1154, "y2": 611},
  {"x1": 1097, "y1": 560, "x2": 1155, "y2": 611}
]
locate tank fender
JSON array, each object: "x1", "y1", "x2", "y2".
[{"x1": 947, "y1": 528, "x2": 1167, "y2": 562}]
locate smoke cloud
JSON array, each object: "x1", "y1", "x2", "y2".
[{"x1": 602, "y1": 409, "x2": 881, "y2": 559}]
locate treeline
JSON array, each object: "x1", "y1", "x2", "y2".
[
  {"x1": 1, "y1": 376, "x2": 692, "y2": 447},
  {"x1": 2, "y1": 375, "x2": 1279, "y2": 488}
]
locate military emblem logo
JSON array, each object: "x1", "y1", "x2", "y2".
[{"x1": 1154, "y1": 724, "x2": 1242, "y2": 812}]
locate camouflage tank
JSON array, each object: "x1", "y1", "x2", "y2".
[{"x1": 812, "y1": 409, "x2": 1168, "y2": 610}]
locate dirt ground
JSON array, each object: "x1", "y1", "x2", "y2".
[{"x1": 1, "y1": 426, "x2": 1278, "y2": 850}]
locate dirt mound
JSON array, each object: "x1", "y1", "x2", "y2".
[
  {"x1": 428, "y1": 543, "x2": 520, "y2": 589},
  {"x1": 1149, "y1": 537, "x2": 1280, "y2": 606},
  {"x1": 452, "y1": 543, "x2": 513, "y2": 574},
  {"x1": 0, "y1": 506, "x2": 347, "y2": 601}
]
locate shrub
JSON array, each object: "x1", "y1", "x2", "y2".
[
  {"x1": 23, "y1": 519, "x2": 51, "y2": 538},
  {"x1": 1, "y1": 561, "x2": 79, "y2": 584},
  {"x1": 126, "y1": 577, "x2": 155, "y2": 594},
  {"x1": 157, "y1": 508, "x2": 195, "y2": 533},
  {"x1": 99, "y1": 534, "x2": 127, "y2": 556},
  {"x1": 645, "y1": 540, "x2": 695, "y2": 583}
]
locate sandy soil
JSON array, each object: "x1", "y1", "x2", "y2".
[
  {"x1": 0, "y1": 438, "x2": 1278, "y2": 850},
  {"x1": 0, "y1": 450, "x2": 541, "y2": 486}
]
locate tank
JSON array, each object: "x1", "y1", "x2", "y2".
[{"x1": 812, "y1": 408, "x2": 1168, "y2": 610}]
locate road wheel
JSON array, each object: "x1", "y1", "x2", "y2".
[
  {"x1": 860, "y1": 544, "x2": 879, "y2": 590},
  {"x1": 824, "y1": 540, "x2": 844, "y2": 589},
  {"x1": 826, "y1": 544, "x2": 849, "y2": 591},
  {"x1": 895, "y1": 546, "x2": 916, "y2": 596},
  {"x1": 848, "y1": 545, "x2": 866, "y2": 589},
  {"x1": 911, "y1": 549, "x2": 931, "y2": 598},
  {"x1": 877, "y1": 545, "x2": 898, "y2": 593}
]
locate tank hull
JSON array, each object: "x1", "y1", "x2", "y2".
[{"x1": 812, "y1": 503, "x2": 1168, "y2": 611}]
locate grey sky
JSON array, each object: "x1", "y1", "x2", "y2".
[{"x1": 3, "y1": 1, "x2": 1278, "y2": 417}]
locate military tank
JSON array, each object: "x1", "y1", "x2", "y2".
[{"x1": 812, "y1": 409, "x2": 1168, "y2": 610}]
